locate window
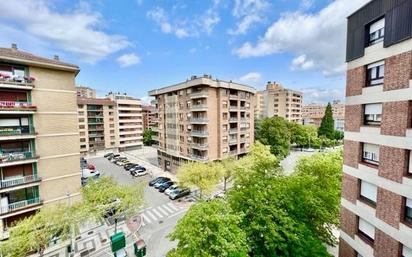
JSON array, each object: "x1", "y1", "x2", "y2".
[
  {"x1": 367, "y1": 61, "x2": 384, "y2": 87},
  {"x1": 359, "y1": 180, "x2": 377, "y2": 206},
  {"x1": 403, "y1": 245, "x2": 412, "y2": 257},
  {"x1": 363, "y1": 143, "x2": 379, "y2": 165},
  {"x1": 409, "y1": 151, "x2": 412, "y2": 175},
  {"x1": 405, "y1": 198, "x2": 412, "y2": 224},
  {"x1": 358, "y1": 218, "x2": 375, "y2": 244},
  {"x1": 368, "y1": 18, "x2": 385, "y2": 45},
  {"x1": 364, "y1": 103, "x2": 382, "y2": 125}
]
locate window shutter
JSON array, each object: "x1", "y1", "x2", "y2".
[
  {"x1": 360, "y1": 181, "x2": 377, "y2": 202},
  {"x1": 406, "y1": 198, "x2": 412, "y2": 209},
  {"x1": 370, "y1": 18, "x2": 385, "y2": 33},
  {"x1": 359, "y1": 218, "x2": 375, "y2": 239},
  {"x1": 364, "y1": 104, "x2": 382, "y2": 115},
  {"x1": 367, "y1": 61, "x2": 385, "y2": 69}
]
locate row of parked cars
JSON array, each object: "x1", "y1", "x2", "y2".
[
  {"x1": 148, "y1": 177, "x2": 190, "y2": 200},
  {"x1": 104, "y1": 153, "x2": 148, "y2": 177}
]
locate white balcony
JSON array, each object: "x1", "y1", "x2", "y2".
[
  {"x1": 0, "y1": 151, "x2": 38, "y2": 168},
  {"x1": 0, "y1": 101, "x2": 37, "y2": 114},
  {"x1": 0, "y1": 197, "x2": 41, "y2": 215},
  {"x1": 0, "y1": 175, "x2": 41, "y2": 191},
  {"x1": 0, "y1": 79, "x2": 35, "y2": 90}
]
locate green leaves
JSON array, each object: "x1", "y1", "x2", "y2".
[
  {"x1": 143, "y1": 129, "x2": 154, "y2": 146},
  {"x1": 318, "y1": 103, "x2": 335, "y2": 139},
  {"x1": 255, "y1": 117, "x2": 291, "y2": 157}
]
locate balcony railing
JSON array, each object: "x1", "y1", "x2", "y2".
[
  {"x1": 0, "y1": 197, "x2": 41, "y2": 214},
  {"x1": 190, "y1": 91, "x2": 209, "y2": 98},
  {"x1": 191, "y1": 130, "x2": 209, "y2": 137},
  {"x1": 190, "y1": 118, "x2": 208, "y2": 123},
  {"x1": 0, "y1": 126, "x2": 35, "y2": 137},
  {"x1": 239, "y1": 148, "x2": 247, "y2": 153},
  {"x1": 229, "y1": 106, "x2": 238, "y2": 110},
  {"x1": 229, "y1": 129, "x2": 238, "y2": 134},
  {"x1": 191, "y1": 143, "x2": 208, "y2": 149},
  {"x1": 0, "y1": 101, "x2": 37, "y2": 112},
  {"x1": 191, "y1": 104, "x2": 208, "y2": 111},
  {"x1": 229, "y1": 138, "x2": 238, "y2": 144},
  {"x1": 0, "y1": 151, "x2": 36, "y2": 164},
  {"x1": 191, "y1": 155, "x2": 209, "y2": 161},
  {"x1": 0, "y1": 77, "x2": 35, "y2": 89},
  {"x1": 229, "y1": 117, "x2": 238, "y2": 122},
  {"x1": 229, "y1": 94, "x2": 238, "y2": 99},
  {"x1": 229, "y1": 150, "x2": 238, "y2": 155},
  {"x1": 0, "y1": 174, "x2": 41, "y2": 189}
]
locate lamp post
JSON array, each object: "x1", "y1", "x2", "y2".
[{"x1": 66, "y1": 191, "x2": 75, "y2": 257}]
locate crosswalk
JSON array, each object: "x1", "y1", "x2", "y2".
[{"x1": 140, "y1": 202, "x2": 185, "y2": 226}]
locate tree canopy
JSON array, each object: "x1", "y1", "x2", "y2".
[
  {"x1": 143, "y1": 129, "x2": 154, "y2": 146},
  {"x1": 318, "y1": 103, "x2": 335, "y2": 139},
  {"x1": 255, "y1": 117, "x2": 291, "y2": 157}
]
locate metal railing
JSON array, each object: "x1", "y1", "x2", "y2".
[
  {"x1": 191, "y1": 155, "x2": 209, "y2": 161},
  {"x1": 0, "y1": 126, "x2": 35, "y2": 136},
  {"x1": 190, "y1": 118, "x2": 208, "y2": 123},
  {"x1": 191, "y1": 130, "x2": 209, "y2": 137},
  {"x1": 190, "y1": 91, "x2": 208, "y2": 98},
  {"x1": 0, "y1": 197, "x2": 41, "y2": 214},
  {"x1": 229, "y1": 150, "x2": 238, "y2": 155},
  {"x1": 0, "y1": 101, "x2": 36, "y2": 110},
  {"x1": 191, "y1": 143, "x2": 208, "y2": 149},
  {"x1": 0, "y1": 78, "x2": 35, "y2": 87},
  {"x1": 0, "y1": 151, "x2": 35, "y2": 164},
  {"x1": 229, "y1": 129, "x2": 238, "y2": 134},
  {"x1": 0, "y1": 174, "x2": 41, "y2": 189},
  {"x1": 229, "y1": 94, "x2": 238, "y2": 99},
  {"x1": 229, "y1": 138, "x2": 238, "y2": 144},
  {"x1": 229, "y1": 105, "x2": 238, "y2": 110},
  {"x1": 191, "y1": 104, "x2": 207, "y2": 110},
  {"x1": 229, "y1": 117, "x2": 238, "y2": 122}
]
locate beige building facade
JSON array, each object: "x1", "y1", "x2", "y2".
[
  {"x1": 142, "y1": 105, "x2": 156, "y2": 131},
  {"x1": 256, "y1": 82, "x2": 303, "y2": 123},
  {"x1": 149, "y1": 75, "x2": 256, "y2": 173},
  {"x1": 76, "y1": 86, "x2": 96, "y2": 98},
  {"x1": 0, "y1": 45, "x2": 81, "y2": 239},
  {"x1": 302, "y1": 102, "x2": 345, "y2": 131}
]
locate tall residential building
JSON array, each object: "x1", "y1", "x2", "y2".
[
  {"x1": 340, "y1": 1, "x2": 412, "y2": 256},
  {"x1": 76, "y1": 86, "x2": 96, "y2": 98},
  {"x1": 302, "y1": 102, "x2": 345, "y2": 131},
  {"x1": 149, "y1": 75, "x2": 256, "y2": 173},
  {"x1": 256, "y1": 82, "x2": 303, "y2": 123},
  {"x1": 107, "y1": 93, "x2": 143, "y2": 151},
  {"x1": 142, "y1": 105, "x2": 156, "y2": 131},
  {"x1": 78, "y1": 97, "x2": 118, "y2": 153},
  {"x1": 0, "y1": 45, "x2": 81, "y2": 239}
]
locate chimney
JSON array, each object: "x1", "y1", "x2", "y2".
[
  {"x1": 53, "y1": 55, "x2": 59, "y2": 61},
  {"x1": 11, "y1": 43, "x2": 17, "y2": 50}
]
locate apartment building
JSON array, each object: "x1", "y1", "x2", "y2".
[
  {"x1": 256, "y1": 82, "x2": 302, "y2": 123},
  {"x1": 302, "y1": 102, "x2": 345, "y2": 131},
  {"x1": 76, "y1": 86, "x2": 96, "y2": 98},
  {"x1": 77, "y1": 97, "x2": 118, "y2": 153},
  {"x1": 340, "y1": 1, "x2": 412, "y2": 256},
  {"x1": 149, "y1": 75, "x2": 256, "y2": 173},
  {"x1": 142, "y1": 105, "x2": 156, "y2": 131},
  {"x1": 0, "y1": 45, "x2": 81, "y2": 239},
  {"x1": 107, "y1": 93, "x2": 143, "y2": 151}
]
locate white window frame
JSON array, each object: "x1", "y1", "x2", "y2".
[
  {"x1": 364, "y1": 103, "x2": 382, "y2": 125},
  {"x1": 358, "y1": 218, "x2": 375, "y2": 242},
  {"x1": 363, "y1": 143, "x2": 379, "y2": 165},
  {"x1": 367, "y1": 61, "x2": 385, "y2": 87},
  {"x1": 369, "y1": 18, "x2": 385, "y2": 45},
  {"x1": 406, "y1": 198, "x2": 412, "y2": 224}
]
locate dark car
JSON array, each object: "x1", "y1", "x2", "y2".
[
  {"x1": 108, "y1": 154, "x2": 120, "y2": 161},
  {"x1": 158, "y1": 181, "x2": 174, "y2": 192},
  {"x1": 148, "y1": 177, "x2": 169, "y2": 186},
  {"x1": 104, "y1": 153, "x2": 114, "y2": 158},
  {"x1": 154, "y1": 178, "x2": 171, "y2": 189},
  {"x1": 129, "y1": 166, "x2": 146, "y2": 175},
  {"x1": 169, "y1": 188, "x2": 190, "y2": 200},
  {"x1": 124, "y1": 163, "x2": 139, "y2": 170}
]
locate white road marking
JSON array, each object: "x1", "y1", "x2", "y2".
[
  {"x1": 167, "y1": 202, "x2": 180, "y2": 211},
  {"x1": 161, "y1": 204, "x2": 174, "y2": 214},
  {"x1": 151, "y1": 207, "x2": 164, "y2": 219},
  {"x1": 168, "y1": 209, "x2": 187, "y2": 219},
  {"x1": 146, "y1": 210, "x2": 158, "y2": 221},
  {"x1": 141, "y1": 213, "x2": 151, "y2": 224},
  {"x1": 157, "y1": 206, "x2": 169, "y2": 216}
]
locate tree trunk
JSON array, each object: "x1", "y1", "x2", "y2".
[{"x1": 224, "y1": 178, "x2": 227, "y2": 192}]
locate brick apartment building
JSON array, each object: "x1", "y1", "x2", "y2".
[
  {"x1": 340, "y1": 0, "x2": 412, "y2": 257},
  {"x1": 255, "y1": 82, "x2": 303, "y2": 123},
  {"x1": 142, "y1": 105, "x2": 156, "y2": 131},
  {"x1": 0, "y1": 45, "x2": 81, "y2": 239},
  {"x1": 149, "y1": 75, "x2": 256, "y2": 173},
  {"x1": 302, "y1": 102, "x2": 345, "y2": 131}
]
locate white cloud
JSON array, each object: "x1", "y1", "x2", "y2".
[
  {"x1": 200, "y1": 9, "x2": 220, "y2": 35},
  {"x1": 140, "y1": 96, "x2": 155, "y2": 105},
  {"x1": 228, "y1": 0, "x2": 269, "y2": 35},
  {"x1": 234, "y1": 0, "x2": 369, "y2": 76},
  {"x1": 239, "y1": 72, "x2": 262, "y2": 84},
  {"x1": 300, "y1": 87, "x2": 344, "y2": 104},
  {"x1": 0, "y1": 0, "x2": 131, "y2": 63},
  {"x1": 117, "y1": 53, "x2": 140, "y2": 67}
]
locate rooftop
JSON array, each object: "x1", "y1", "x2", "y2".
[{"x1": 77, "y1": 97, "x2": 115, "y2": 106}]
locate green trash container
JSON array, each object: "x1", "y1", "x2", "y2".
[{"x1": 133, "y1": 239, "x2": 146, "y2": 257}]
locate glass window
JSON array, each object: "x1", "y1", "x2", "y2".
[
  {"x1": 358, "y1": 218, "x2": 375, "y2": 243},
  {"x1": 360, "y1": 180, "x2": 377, "y2": 205},
  {"x1": 367, "y1": 61, "x2": 384, "y2": 86},
  {"x1": 405, "y1": 198, "x2": 412, "y2": 224},
  {"x1": 364, "y1": 103, "x2": 382, "y2": 125},
  {"x1": 369, "y1": 18, "x2": 385, "y2": 45},
  {"x1": 363, "y1": 143, "x2": 379, "y2": 165}
]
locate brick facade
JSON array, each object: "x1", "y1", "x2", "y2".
[
  {"x1": 384, "y1": 50, "x2": 412, "y2": 91},
  {"x1": 346, "y1": 66, "x2": 366, "y2": 97},
  {"x1": 376, "y1": 187, "x2": 403, "y2": 228},
  {"x1": 378, "y1": 146, "x2": 408, "y2": 183},
  {"x1": 343, "y1": 140, "x2": 361, "y2": 168},
  {"x1": 344, "y1": 105, "x2": 363, "y2": 132},
  {"x1": 381, "y1": 101, "x2": 411, "y2": 137},
  {"x1": 341, "y1": 174, "x2": 359, "y2": 203},
  {"x1": 374, "y1": 229, "x2": 401, "y2": 257},
  {"x1": 340, "y1": 206, "x2": 358, "y2": 237},
  {"x1": 339, "y1": 239, "x2": 357, "y2": 257}
]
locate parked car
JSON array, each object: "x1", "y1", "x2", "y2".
[
  {"x1": 117, "y1": 160, "x2": 130, "y2": 166},
  {"x1": 108, "y1": 154, "x2": 120, "y2": 161},
  {"x1": 130, "y1": 165, "x2": 145, "y2": 172},
  {"x1": 158, "y1": 181, "x2": 174, "y2": 192},
  {"x1": 169, "y1": 188, "x2": 190, "y2": 200},
  {"x1": 124, "y1": 163, "x2": 138, "y2": 170},
  {"x1": 131, "y1": 169, "x2": 148, "y2": 177},
  {"x1": 86, "y1": 163, "x2": 95, "y2": 170},
  {"x1": 81, "y1": 169, "x2": 100, "y2": 186},
  {"x1": 154, "y1": 178, "x2": 172, "y2": 189},
  {"x1": 112, "y1": 157, "x2": 127, "y2": 163},
  {"x1": 104, "y1": 153, "x2": 114, "y2": 158},
  {"x1": 164, "y1": 185, "x2": 179, "y2": 196},
  {"x1": 149, "y1": 177, "x2": 169, "y2": 187}
]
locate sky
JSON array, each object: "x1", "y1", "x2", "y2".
[{"x1": 0, "y1": 0, "x2": 370, "y2": 104}]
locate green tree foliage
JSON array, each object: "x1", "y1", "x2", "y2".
[
  {"x1": 167, "y1": 200, "x2": 249, "y2": 257},
  {"x1": 255, "y1": 117, "x2": 291, "y2": 157},
  {"x1": 143, "y1": 129, "x2": 154, "y2": 146},
  {"x1": 177, "y1": 162, "x2": 222, "y2": 198},
  {"x1": 220, "y1": 157, "x2": 238, "y2": 191},
  {"x1": 318, "y1": 103, "x2": 335, "y2": 139}
]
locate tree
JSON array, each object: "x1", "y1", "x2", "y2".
[
  {"x1": 220, "y1": 157, "x2": 237, "y2": 192},
  {"x1": 177, "y1": 162, "x2": 222, "y2": 199},
  {"x1": 167, "y1": 200, "x2": 249, "y2": 257},
  {"x1": 318, "y1": 103, "x2": 335, "y2": 139},
  {"x1": 255, "y1": 117, "x2": 291, "y2": 157},
  {"x1": 143, "y1": 129, "x2": 154, "y2": 146}
]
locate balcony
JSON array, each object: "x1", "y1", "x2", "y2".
[
  {"x1": 152, "y1": 135, "x2": 159, "y2": 141},
  {"x1": 229, "y1": 138, "x2": 238, "y2": 145},
  {"x1": 0, "y1": 126, "x2": 36, "y2": 140},
  {"x1": 0, "y1": 101, "x2": 37, "y2": 114},
  {"x1": 190, "y1": 91, "x2": 209, "y2": 99},
  {"x1": 191, "y1": 130, "x2": 208, "y2": 137},
  {"x1": 88, "y1": 133, "x2": 104, "y2": 138},
  {"x1": 0, "y1": 151, "x2": 37, "y2": 167},
  {"x1": 0, "y1": 175, "x2": 41, "y2": 190},
  {"x1": 191, "y1": 104, "x2": 208, "y2": 111},
  {"x1": 229, "y1": 129, "x2": 238, "y2": 134},
  {"x1": 0, "y1": 77, "x2": 35, "y2": 90},
  {"x1": 87, "y1": 119, "x2": 104, "y2": 125},
  {"x1": 229, "y1": 94, "x2": 238, "y2": 99},
  {"x1": 229, "y1": 105, "x2": 238, "y2": 110},
  {"x1": 191, "y1": 155, "x2": 209, "y2": 162},
  {"x1": 0, "y1": 197, "x2": 41, "y2": 215},
  {"x1": 190, "y1": 118, "x2": 208, "y2": 124},
  {"x1": 239, "y1": 148, "x2": 247, "y2": 154},
  {"x1": 229, "y1": 117, "x2": 238, "y2": 123},
  {"x1": 191, "y1": 143, "x2": 208, "y2": 150},
  {"x1": 229, "y1": 150, "x2": 238, "y2": 155}
]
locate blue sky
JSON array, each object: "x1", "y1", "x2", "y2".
[{"x1": 0, "y1": 0, "x2": 369, "y2": 103}]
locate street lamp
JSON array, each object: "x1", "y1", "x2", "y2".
[{"x1": 66, "y1": 191, "x2": 75, "y2": 257}]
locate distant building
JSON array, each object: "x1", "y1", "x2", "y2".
[
  {"x1": 149, "y1": 75, "x2": 255, "y2": 173},
  {"x1": 142, "y1": 105, "x2": 156, "y2": 131},
  {"x1": 76, "y1": 86, "x2": 96, "y2": 98},
  {"x1": 302, "y1": 102, "x2": 345, "y2": 131},
  {"x1": 255, "y1": 82, "x2": 303, "y2": 123}
]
